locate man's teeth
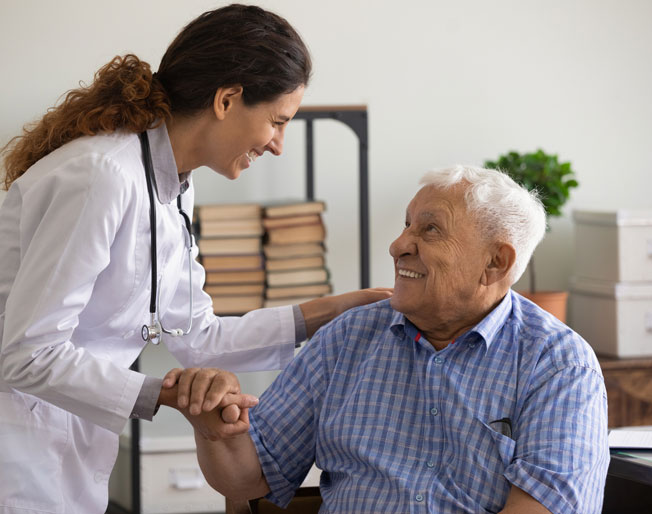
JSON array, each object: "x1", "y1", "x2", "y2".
[
  {"x1": 247, "y1": 151, "x2": 258, "y2": 163},
  {"x1": 398, "y1": 269, "x2": 424, "y2": 278}
]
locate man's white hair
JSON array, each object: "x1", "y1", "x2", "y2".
[{"x1": 419, "y1": 165, "x2": 546, "y2": 285}]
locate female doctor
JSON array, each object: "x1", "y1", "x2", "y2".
[{"x1": 0, "y1": 4, "x2": 390, "y2": 513}]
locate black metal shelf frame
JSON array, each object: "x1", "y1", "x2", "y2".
[
  {"x1": 116, "y1": 106, "x2": 369, "y2": 514},
  {"x1": 293, "y1": 106, "x2": 369, "y2": 290}
]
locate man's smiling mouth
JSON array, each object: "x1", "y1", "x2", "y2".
[{"x1": 398, "y1": 268, "x2": 425, "y2": 279}]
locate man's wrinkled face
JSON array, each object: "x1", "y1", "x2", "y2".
[{"x1": 389, "y1": 184, "x2": 491, "y2": 329}]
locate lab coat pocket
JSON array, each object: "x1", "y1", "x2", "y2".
[{"x1": 0, "y1": 392, "x2": 68, "y2": 513}]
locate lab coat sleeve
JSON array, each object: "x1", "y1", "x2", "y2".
[
  {"x1": 160, "y1": 181, "x2": 296, "y2": 372},
  {"x1": 162, "y1": 241, "x2": 296, "y2": 372},
  {"x1": 1, "y1": 153, "x2": 145, "y2": 435}
]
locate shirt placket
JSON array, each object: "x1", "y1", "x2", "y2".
[{"x1": 412, "y1": 332, "x2": 447, "y2": 512}]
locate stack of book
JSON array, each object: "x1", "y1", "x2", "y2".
[
  {"x1": 196, "y1": 203, "x2": 265, "y2": 314},
  {"x1": 262, "y1": 200, "x2": 332, "y2": 307}
]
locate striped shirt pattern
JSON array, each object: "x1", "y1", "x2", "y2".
[{"x1": 249, "y1": 291, "x2": 609, "y2": 513}]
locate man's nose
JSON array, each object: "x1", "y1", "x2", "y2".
[{"x1": 389, "y1": 230, "x2": 417, "y2": 258}]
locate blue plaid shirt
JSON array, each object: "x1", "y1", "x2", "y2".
[{"x1": 249, "y1": 291, "x2": 609, "y2": 513}]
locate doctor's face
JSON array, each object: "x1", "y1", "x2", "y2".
[{"x1": 208, "y1": 86, "x2": 305, "y2": 180}]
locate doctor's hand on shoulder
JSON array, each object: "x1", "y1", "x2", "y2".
[
  {"x1": 299, "y1": 287, "x2": 393, "y2": 338},
  {"x1": 158, "y1": 367, "x2": 255, "y2": 440}
]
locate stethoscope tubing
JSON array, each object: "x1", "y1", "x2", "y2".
[
  {"x1": 139, "y1": 131, "x2": 194, "y2": 343},
  {"x1": 140, "y1": 132, "x2": 158, "y2": 315}
]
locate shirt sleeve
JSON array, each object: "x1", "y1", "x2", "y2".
[
  {"x1": 504, "y1": 345, "x2": 610, "y2": 514},
  {"x1": 292, "y1": 304, "x2": 307, "y2": 347},
  {"x1": 247, "y1": 330, "x2": 327, "y2": 507}
]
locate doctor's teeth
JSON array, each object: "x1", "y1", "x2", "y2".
[
  {"x1": 398, "y1": 269, "x2": 424, "y2": 278},
  {"x1": 247, "y1": 151, "x2": 258, "y2": 163}
]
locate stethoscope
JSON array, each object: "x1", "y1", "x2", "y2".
[{"x1": 139, "y1": 131, "x2": 194, "y2": 345}]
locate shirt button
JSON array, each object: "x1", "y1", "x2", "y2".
[
  {"x1": 434, "y1": 357, "x2": 443, "y2": 364},
  {"x1": 430, "y1": 407, "x2": 438, "y2": 416},
  {"x1": 426, "y1": 460, "x2": 435, "y2": 468},
  {"x1": 415, "y1": 494, "x2": 424, "y2": 502},
  {"x1": 469, "y1": 343, "x2": 476, "y2": 349}
]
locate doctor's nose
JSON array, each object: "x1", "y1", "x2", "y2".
[{"x1": 265, "y1": 129, "x2": 284, "y2": 156}]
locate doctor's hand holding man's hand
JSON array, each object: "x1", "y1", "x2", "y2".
[
  {"x1": 181, "y1": 391, "x2": 256, "y2": 441},
  {"x1": 158, "y1": 367, "x2": 257, "y2": 440}
]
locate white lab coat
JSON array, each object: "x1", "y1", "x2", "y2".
[{"x1": 0, "y1": 126, "x2": 296, "y2": 513}]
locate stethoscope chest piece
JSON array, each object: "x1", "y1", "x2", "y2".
[{"x1": 141, "y1": 321, "x2": 161, "y2": 345}]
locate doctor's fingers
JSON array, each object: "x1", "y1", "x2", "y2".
[
  {"x1": 176, "y1": 368, "x2": 235, "y2": 413},
  {"x1": 200, "y1": 373, "x2": 250, "y2": 413},
  {"x1": 162, "y1": 368, "x2": 184, "y2": 388}
]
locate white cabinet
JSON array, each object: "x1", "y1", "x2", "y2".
[
  {"x1": 571, "y1": 209, "x2": 652, "y2": 357},
  {"x1": 110, "y1": 435, "x2": 225, "y2": 514}
]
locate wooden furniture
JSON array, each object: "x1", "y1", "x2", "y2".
[
  {"x1": 225, "y1": 487, "x2": 322, "y2": 514},
  {"x1": 598, "y1": 355, "x2": 652, "y2": 428}
]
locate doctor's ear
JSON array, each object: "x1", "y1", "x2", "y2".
[
  {"x1": 212, "y1": 85, "x2": 244, "y2": 120},
  {"x1": 482, "y1": 242, "x2": 516, "y2": 287}
]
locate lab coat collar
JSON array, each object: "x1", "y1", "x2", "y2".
[{"x1": 146, "y1": 122, "x2": 189, "y2": 204}]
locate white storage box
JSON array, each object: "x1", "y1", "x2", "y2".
[
  {"x1": 573, "y1": 210, "x2": 652, "y2": 282},
  {"x1": 570, "y1": 277, "x2": 652, "y2": 357},
  {"x1": 109, "y1": 434, "x2": 225, "y2": 514}
]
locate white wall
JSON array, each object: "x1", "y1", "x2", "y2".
[{"x1": 2, "y1": 0, "x2": 651, "y2": 297}]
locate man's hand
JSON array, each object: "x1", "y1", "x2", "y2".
[
  {"x1": 158, "y1": 367, "x2": 258, "y2": 439},
  {"x1": 182, "y1": 392, "x2": 258, "y2": 441}
]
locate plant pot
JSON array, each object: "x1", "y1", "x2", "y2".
[{"x1": 518, "y1": 291, "x2": 568, "y2": 323}]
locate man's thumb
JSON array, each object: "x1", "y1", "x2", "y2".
[{"x1": 220, "y1": 393, "x2": 258, "y2": 423}]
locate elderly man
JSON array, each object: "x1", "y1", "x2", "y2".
[{"x1": 185, "y1": 165, "x2": 609, "y2": 513}]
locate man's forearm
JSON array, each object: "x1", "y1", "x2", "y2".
[
  {"x1": 194, "y1": 430, "x2": 270, "y2": 500},
  {"x1": 156, "y1": 369, "x2": 269, "y2": 499}
]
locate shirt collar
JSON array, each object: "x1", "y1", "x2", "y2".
[
  {"x1": 469, "y1": 291, "x2": 512, "y2": 349},
  {"x1": 388, "y1": 291, "x2": 513, "y2": 350},
  {"x1": 145, "y1": 122, "x2": 190, "y2": 204}
]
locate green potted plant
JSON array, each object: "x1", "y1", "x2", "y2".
[{"x1": 484, "y1": 149, "x2": 578, "y2": 322}]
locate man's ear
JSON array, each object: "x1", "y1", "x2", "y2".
[
  {"x1": 212, "y1": 85, "x2": 244, "y2": 120},
  {"x1": 482, "y1": 242, "x2": 516, "y2": 286}
]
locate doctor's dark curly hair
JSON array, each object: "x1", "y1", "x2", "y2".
[{"x1": 2, "y1": 4, "x2": 311, "y2": 190}]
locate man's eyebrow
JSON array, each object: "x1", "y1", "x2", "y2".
[
  {"x1": 417, "y1": 210, "x2": 447, "y2": 222},
  {"x1": 277, "y1": 115, "x2": 291, "y2": 122}
]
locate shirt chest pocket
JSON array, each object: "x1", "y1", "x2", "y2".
[{"x1": 441, "y1": 416, "x2": 515, "y2": 510}]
